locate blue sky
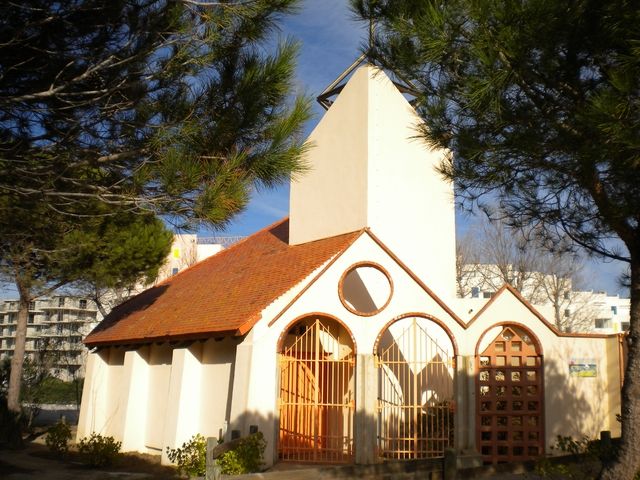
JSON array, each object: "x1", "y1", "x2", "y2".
[
  {"x1": 0, "y1": 2, "x2": 628, "y2": 298},
  {"x1": 207, "y1": 0, "x2": 629, "y2": 297},
  {"x1": 199, "y1": 1, "x2": 367, "y2": 237}
]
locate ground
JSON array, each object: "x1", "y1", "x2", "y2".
[
  {"x1": 0, "y1": 431, "x2": 177, "y2": 480},
  {"x1": 0, "y1": 429, "x2": 601, "y2": 480},
  {"x1": 0, "y1": 437, "x2": 550, "y2": 480}
]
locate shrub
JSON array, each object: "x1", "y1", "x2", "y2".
[
  {"x1": 535, "y1": 435, "x2": 627, "y2": 480},
  {"x1": 77, "y1": 433, "x2": 121, "y2": 467},
  {"x1": 45, "y1": 420, "x2": 72, "y2": 455},
  {"x1": 217, "y1": 432, "x2": 266, "y2": 475},
  {"x1": 165, "y1": 433, "x2": 206, "y2": 477}
]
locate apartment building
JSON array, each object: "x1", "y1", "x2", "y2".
[
  {"x1": 0, "y1": 296, "x2": 101, "y2": 380},
  {"x1": 0, "y1": 235, "x2": 236, "y2": 382}
]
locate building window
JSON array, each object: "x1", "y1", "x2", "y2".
[
  {"x1": 172, "y1": 267, "x2": 179, "y2": 276},
  {"x1": 56, "y1": 324, "x2": 63, "y2": 335},
  {"x1": 621, "y1": 322, "x2": 630, "y2": 331},
  {"x1": 57, "y1": 311, "x2": 63, "y2": 322},
  {"x1": 79, "y1": 299, "x2": 87, "y2": 309},
  {"x1": 28, "y1": 301, "x2": 36, "y2": 310},
  {"x1": 564, "y1": 309, "x2": 571, "y2": 318},
  {"x1": 483, "y1": 291, "x2": 494, "y2": 299},
  {"x1": 58, "y1": 297, "x2": 65, "y2": 307},
  {"x1": 563, "y1": 291, "x2": 570, "y2": 300},
  {"x1": 28, "y1": 313, "x2": 35, "y2": 324},
  {"x1": 471, "y1": 287, "x2": 480, "y2": 298},
  {"x1": 0, "y1": 315, "x2": 4, "y2": 324},
  {"x1": 611, "y1": 306, "x2": 618, "y2": 315},
  {"x1": 595, "y1": 318, "x2": 611, "y2": 329}
]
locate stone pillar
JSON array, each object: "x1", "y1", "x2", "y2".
[
  {"x1": 355, "y1": 353, "x2": 377, "y2": 464},
  {"x1": 465, "y1": 355, "x2": 477, "y2": 450},
  {"x1": 161, "y1": 345, "x2": 203, "y2": 464},
  {"x1": 454, "y1": 354, "x2": 472, "y2": 451},
  {"x1": 76, "y1": 351, "x2": 109, "y2": 440},
  {"x1": 227, "y1": 342, "x2": 253, "y2": 438},
  {"x1": 120, "y1": 348, "x2": 150, "y2": 452}
]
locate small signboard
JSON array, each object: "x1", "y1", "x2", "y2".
[{"x1": 569, "y1": 359, "x2": 597, "y2": 377}]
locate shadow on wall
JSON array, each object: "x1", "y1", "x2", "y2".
[{"x1": 543, "y1": 357, "x2": 609, "y2": 445}]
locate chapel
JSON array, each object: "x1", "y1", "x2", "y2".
[{"x1": 77, "y1": 65, "x2": 625, "y2": 467}]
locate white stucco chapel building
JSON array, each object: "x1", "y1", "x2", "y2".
[{"x1": 77, "y1": 65, "x2": 626, "y2": 467}]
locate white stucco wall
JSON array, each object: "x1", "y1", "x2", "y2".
[
  {"x1": 289, "y1": 66, "x2": 369, "y2": 245},
  {"x1": 289, "y1": 66, "x2": 457, "y2": 301},
  {"x1": 237, "y1": 233, "x2": 622, "y2": 463},
  {"x1": 78, "y1": 232, "x2": 622, "y2": 464},
  {"x1": 146, "y1": 344, "x2": 172, "y2": 451}
]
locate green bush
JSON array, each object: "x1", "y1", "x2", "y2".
[
  {"x1": 45, "y1": 420, "x2": 72, "y2": 455},
  {"x1": 217, "y1": 432, "x2": 266, "y2": 475},
  {"x1": 165, "y1": 433, "x2": 206, "y2": 477},
  {"x1": 77, "y1": 432, "x2": 121, "y2": 467},
  {"x1": 535, "y1": 435, "x2": 638, "y2": 480}
]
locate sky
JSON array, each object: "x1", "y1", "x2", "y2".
[
  {"x1": 205, "y1": 0, "x2": 630, "y2": 297},
  {"x1": 0, "y1": 1, "x2": 628, "y2": 299},
  {"x1": 199, "y1": 1, "x2": 367, "y2": 237}
]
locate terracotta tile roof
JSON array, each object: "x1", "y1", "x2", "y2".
[{"x1": 85, "y1": 219, "x2": 360, "y2": 347}]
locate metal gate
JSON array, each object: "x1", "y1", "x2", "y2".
[
  {"x1": 278, "y1": 318, "x2": 355, "y2": 463},
  {"x1": 377, "y1": 317, "x2": 455, "y2": 459},
  {"x1": 477, "y1": 325, "x2": 544, "y2": 464}
]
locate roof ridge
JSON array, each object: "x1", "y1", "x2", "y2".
[
  {"x1": 85, "y1": 218, "x2": 362, "y2": 346},
  {"x1": 97, "y1": 217, "x2": 291, "y2": 321}
]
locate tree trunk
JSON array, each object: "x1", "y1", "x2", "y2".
[
  {"x1": 7, "y1": 282, "x2": 31, "y2": 414},
  {"x1": 600, "y1": 256, "x2": 640, "y2": 479}
]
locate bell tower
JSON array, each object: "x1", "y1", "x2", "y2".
[{"x1": 289, "y1": 63, "x2": 457, "y2": 301}]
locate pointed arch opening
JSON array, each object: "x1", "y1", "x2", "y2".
[
  {"x1": 476, "y1": 323, "x2": 544, "y2": 465},
  {"x1": 375, "y1": 315, "x2": 456, "y2": 459},
  {"x1": 277, "y1": 315, "x2": 355, "y2": 463}
]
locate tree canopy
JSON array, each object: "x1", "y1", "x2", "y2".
[
  {"x1": 0, "y1": 0, "x2": 311, "y2": 424},
  {"x1": 0, "y1": 0, "x2": 311, "y2": 228},
  {"x1": 353, "y1": 1, "x2": 640, "y2": 478}
]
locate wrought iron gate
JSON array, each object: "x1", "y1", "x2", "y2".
[
  {"x1": 377, "y1": 317, "x2": 455, "y2": 459},
  {"x1": 278, "y1": 318, "x2": 355, "y2": 463},
  {"x1": 477, "y1": 325, "x2": 544, "y2": 464}
]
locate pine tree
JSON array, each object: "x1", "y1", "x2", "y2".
[
  {"x1": 0, "y1": 0, "x2": 310, "y2": 226},
  {"x1": 0, "y1": 0, "x2": 310, "y2": 423},
  {"x1": 354, "y1": 1, "x2": 640, "y2": 478},
  {"x1": 0, "y1": 195, "x2": 172, "y2": 421}
]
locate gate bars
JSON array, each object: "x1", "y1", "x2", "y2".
[
  {"x1": 278, "y1": 318, "x2": 355, "y2": 463},
  {"x1": 376, "y1": 317, "x2": 455, "y2": 459}
]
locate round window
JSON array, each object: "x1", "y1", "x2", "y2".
[{"x1": 339, "y1": 263, "x2": 392, "y2": 316}]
